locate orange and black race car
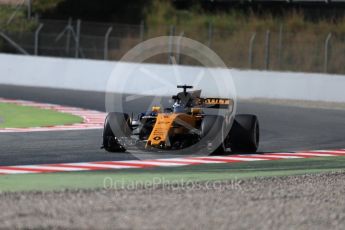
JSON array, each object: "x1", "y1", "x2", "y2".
[{"x1": 102, "y1": 85, "x2": 259, "y2": 154}]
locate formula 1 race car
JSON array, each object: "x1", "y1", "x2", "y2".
[{"x1": 102, "y1": 85, "x2": 259, "y2": 154}]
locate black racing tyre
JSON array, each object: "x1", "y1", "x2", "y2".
[
  {"x1": 139, "y1": 118, "x2": 156, "y2": 140},
  {"x1": 201, "y1": 115, "x2": 225, "y2": 154},
  {"x1": 230, "y1": 114, "x2": 259, "y2": 153},
  {"x1": 102, "y1": 112, "x2": 131, "y2": 152}
]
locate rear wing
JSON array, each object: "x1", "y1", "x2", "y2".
[{"x1": 196, "y1": 97, "x2": 234, "y2": 109}]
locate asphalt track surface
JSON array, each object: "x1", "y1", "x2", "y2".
[{"x1": 1, "y1": 84, "x2": 345, "y2": 166}]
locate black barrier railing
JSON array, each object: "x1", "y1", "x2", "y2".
[{"x1": 1, "y1": 18, "x2": 345, "y2": 75}]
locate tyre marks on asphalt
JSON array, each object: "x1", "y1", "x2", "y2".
[
  {"x1": 0, "y1": 98, "x2": 106, "y2": 132},
  {"x1": 0, "y1": 149, "x2": 344, "y2": 175}
]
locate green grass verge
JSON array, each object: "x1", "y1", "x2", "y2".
[
  {"x1": 0, "y1": 102, "x2": 83, "y2": 128},
  {"x1": 1, "y1": 156, "x2": 344, "y2": 192}
]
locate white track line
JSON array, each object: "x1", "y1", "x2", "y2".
[
  {"x1": 311, "y1": 150, "x2": 345, "y2": 154},
  {"x1": 0, "y1": 169, "x2": 38, "y2": 174},
  {"x1": 121, "y1": 160, "x2": 190, "y2": 167},
  {"x1": 245, "y1": 154, "x2": 304, "y2": 159},
  {"x1": 68, "y1": 163, "x2": 140, "y2": 169},
  {"x1": 14, "y1": 165, "x2": 89, "y2": 171},
  {"x1": 156, "y1": 158, "x2": 226, "y2": 164},
  {"x1": 276, "y1": 152, "x2": 336, "y2": 157},
  {"x1": 200, "y1": 156, "x2": 268, "y2": 161}
]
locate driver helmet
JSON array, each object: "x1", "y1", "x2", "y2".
[{"x1": 173, "y1": 102, "x2": 185, "y2": 113}]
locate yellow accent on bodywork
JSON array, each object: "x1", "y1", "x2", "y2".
[
  {"x1": 146, "y1": 113, "x2": 197, "y2": 148},
  {"x1": 151, "y1": 106, "x2": 161, "y2": 113}
]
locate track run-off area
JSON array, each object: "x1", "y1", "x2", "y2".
[{"x1": 0, "y1": 98, "x2": 105, "y2": 132}]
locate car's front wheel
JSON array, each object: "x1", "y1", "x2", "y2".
[
  {"x1": 102, "y1": 112, "x2": 131, "y2": 152},
  {"x1": 201, "y1": 115, "x2": 226, "y2": 154}
]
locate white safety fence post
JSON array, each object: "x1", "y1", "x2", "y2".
[
  {"x1": 168, "y1": 25, "x2": 175, "y2": 64},
  {"x1": 75, "y1": 19, "x2": 81, "y2": 58},
  {"x1": 176, "y1": 32, "x2": 184, "y2": 65},
  {"x1": 324, "y1": 33, "x2": 332, "y2": 73},
  {"x1": 207, "y1": 22, "x2": 213, "y2": 48},
  {"x1": 264, "y1": 30, "x2": 271, "y2": 70},
  {"x1": 34, "y1": 23, "x2": 43, "y2": 56},
  {"x1": 66, "y1": 18, "x2": 72, "y2": 55},
  {"x1": 104, "y1": 26, "x2": 113, "y2": 60},
  {"x1": 248, "y1": 33, "x2": 256, "y2": 69},
  {"x1": 278, "y1": 24, "x2": 283, "y2": 70}
]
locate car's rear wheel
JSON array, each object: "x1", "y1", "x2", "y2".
[
  {"x1": 102, "y1": 112, "x2": 131, "y2": 152},
  {"x1": 230, "y1": 114, "x2": 259, "y2": 153}
]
